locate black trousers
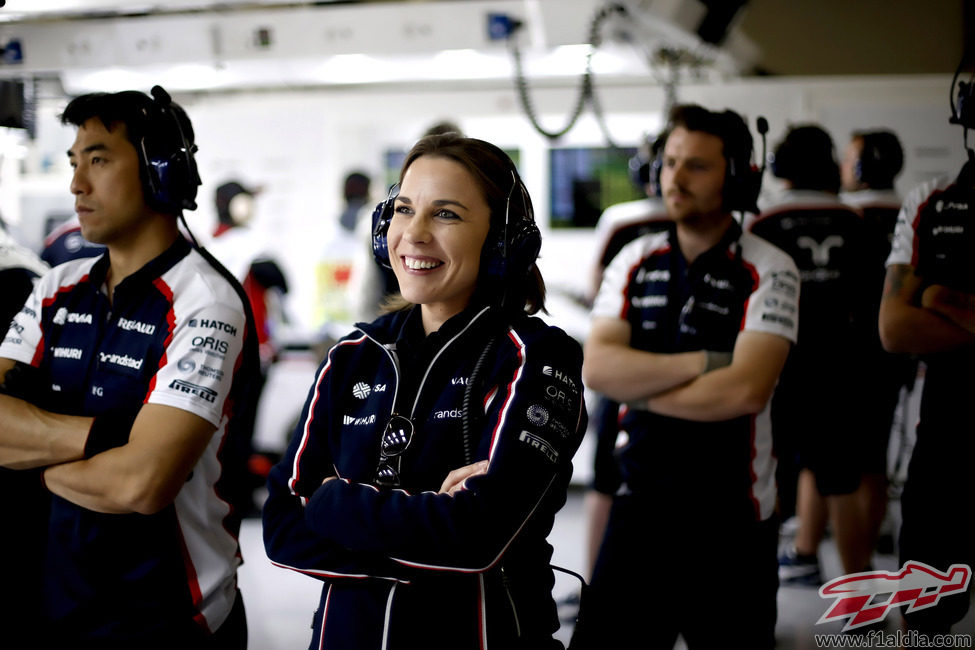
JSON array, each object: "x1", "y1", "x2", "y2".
[
  {"x1": 899, "y1": 428, "x2": 974, "y2": 636},
  {"x1": 570, "y1": 495, "x2": 779, "y2": 650},
  {"x1": 208, "y1": 589, "x2": 248, "y2": 650},
  {"x1": 39, "y1": 589, "x2": 248, "y2": 650}
]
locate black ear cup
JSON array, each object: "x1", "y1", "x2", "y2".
[
  {"x1": 371, "y1": 184, "x2": 398, "y2": 269},
  {"x1": 483, "y1": 174, "x2": 541, "y2": 283},
  {"x1": 648, "y1": 155, "x2": 663, "y2": 198},
  {"x1": 138, "y1": 85, "x2": 201, "y2": 214},
  {"x1": 628, "y1": 155, "x2": 650, "y2": 189},
  {"x1": 629, "y1": 131, "x2": 667, "y2": 198},
  {"x1": 500, "y1": 216, "x2": 542, "y2": 282},
  {"x1": 724, "y1": 154, "x2": 763, "y2": 214},
  {"x1": 720, "y1": 116, "x2": 767, "y2": 214}
]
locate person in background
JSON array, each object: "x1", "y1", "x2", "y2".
[
  {"x1": 209, "y1": 180, "x2": 289, "y2": 368},
  {"x1": 0, "y1": 86, "x2": 259, "y2": 647},
  {"x1": 571, "y1": 104, "x2": 799, "y2": 649},
  {"x1": 345, "y1": 169, "x2": 398, "y2": 323},
  {"x1": 587, "y1": 130, "x2": 670, "y2": 303},
  {"x1": 422, "y1": 119, "x2": 464, "y2": 137},
  {"x1": 581, "y1": 129, "x2": 671, "y2": 581},
  {"x1": 207, "y1": 179, "x2": 290, "y2": 515},
  {"x1": 338, "y1": 170, "x2": 370, "y2": 234},
  {"x1": 41, "y1": 214, "x2": 106, "y2": 267},
  {"x1": 839, "y1": 128, "x2": 913, "y2": 557},
  {"x1": 263, "y1": 133, "x2": 587, "y2": 650},
  {"x1": 0, "y1": 217, "x2": 49, "y2": 323},
  {"x1": 0, "y1": 219, "x2": 50, "y2": 637},
  {"x1": 840, "y1": 129, "x2": 904, "y2": 236},
  {"x1": 879, "y1": 149, "x2": 975, "y2": 638},
  {"x1": 747, "y1": 125, "x2": 877, "y2": 585}
]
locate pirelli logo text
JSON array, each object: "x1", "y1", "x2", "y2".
[
  {"x1": 518, "y1": 431, "x2": 559, "y2": 464},
  {"x1": 168, "y1": 379, "x2": 218, "y2": 403}
]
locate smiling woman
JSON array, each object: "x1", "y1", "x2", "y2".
[
  {"x1": 263, "y1": 134, "x2": 589, "y2": 650},
  {"x1": 387, "y1": 155, "x2": 492, "y2": 333}
]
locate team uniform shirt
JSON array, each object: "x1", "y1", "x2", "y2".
[
  {"x1": 263, "y1": 304, "x2": 587, "y2": 650},
  {"x1": 886, "y1": 176, "x2": 975, "y2": 632},
  {"x1": 591, "y1": 221, "x2": 799, "y2": 523},
  {"x1": 0, "y1": 237, "x2": 255, "y2": 641},
  {"x1": 842, "y1": 187, "x2": 913, "y2": 464},
  {"x1": 842, "y1": 188, "x2": 903, "y2": 288},
  {"x1": 887, "y1": 176, "x2": 975, "y2": 468},
  {"x1": 746, "y1": 190, "x2": 881, "y2": 492},
  {"x1": 842, "y1": 189, "x2": 902, "y2": 241},
  {"x1": 0, "y1": 229, "x2": 51, "y2": 633},
  {"x1": 843, "y1": 188, "x2": 903, "y2": 292},
  {"x1": 747, "y1": 189, "x2": 873, "y2": 350}
]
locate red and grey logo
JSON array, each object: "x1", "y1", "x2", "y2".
[{"x1": 818, "y1": 561, "x2": 971, "y2": 631}]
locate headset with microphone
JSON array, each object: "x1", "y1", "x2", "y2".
[
  {"x1": 722, "y1": 114, "x2": 768, "y2": 214},
  {"x1": 137, "y1": 85, "x2": 202, "y2": 215}
]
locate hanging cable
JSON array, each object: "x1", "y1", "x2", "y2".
[
  {"x1": 461, "y1": 331, "x2": 498, "y2": 465},
  {"x1": 507, "y1": 2, "x2": 626, "y2": 144}
]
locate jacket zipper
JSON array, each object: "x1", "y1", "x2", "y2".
[{"x1": 408, "y1": 305, "x2": 492, "y2": 418}]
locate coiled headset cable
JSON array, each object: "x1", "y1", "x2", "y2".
[{"x1": 507, "y1": 3, "x2": 626, "y2": 145}]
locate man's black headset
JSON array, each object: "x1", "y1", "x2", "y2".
[
  {"x1": 628, "y1": 131, "x2": 668, "y2": 197},
  {"x1": 724, "y1": 115, "x2": 768, "y2": 214},
  {"x1": 137, "y1": 85, "x2": 202, "y2": 215},
  {"x1": 949, "y1": 53, "x2": 975, "y2": 186},
  {"x1": 371, "y1": 154, "x2": 542, "y2": 293}
]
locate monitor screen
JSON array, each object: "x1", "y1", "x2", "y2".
[{"x1": 549, "y1": 146, "x2": 642, "y2": 229}]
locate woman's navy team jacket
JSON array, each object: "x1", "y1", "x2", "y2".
[
  {"x1": 263, "y1": 304, "x2": 587, "y2": 650},
  {"x1": 0, "y1": 237, "x2": 256, "y2": 642}
]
